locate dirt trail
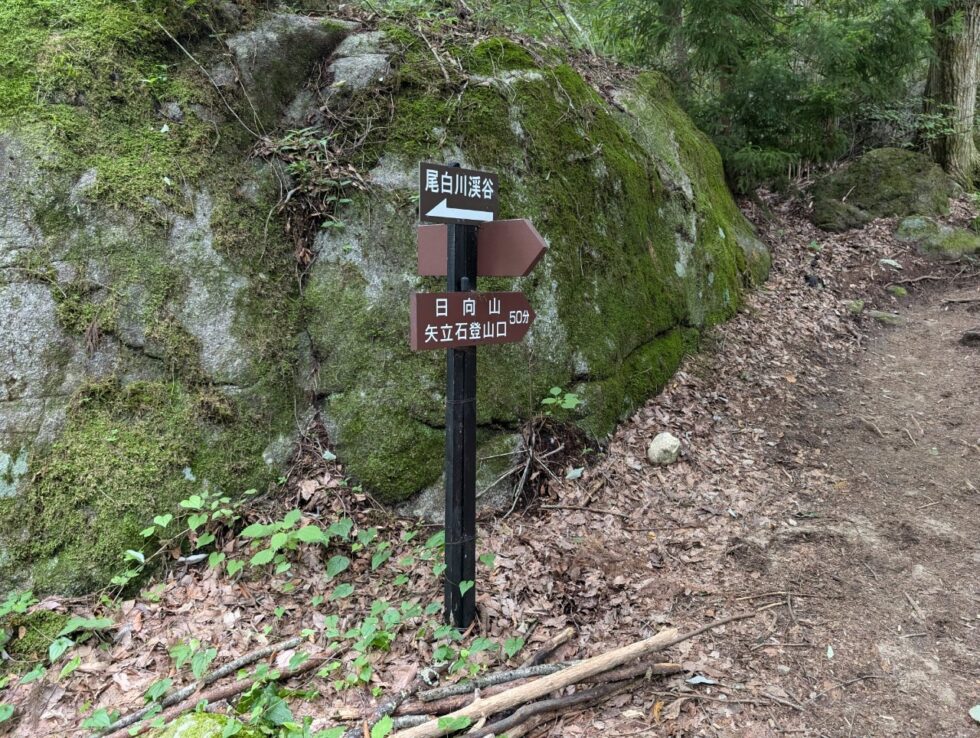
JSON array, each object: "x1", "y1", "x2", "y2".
[
  {"x1": 556, "y1": 223, "x2": 980, "y2": 736},
  {"x1": 498, "y1": 199, "x2": 980, "y2": 737},
  {"x1": 750, "y1": 291, "x2": 980, "y2": 736}
]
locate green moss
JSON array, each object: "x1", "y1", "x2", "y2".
[
  {"x1": 895, "y1": 215, "x2": 980, "y2": 257},
  {"x1": 576, "y1": 328, "x2": 695, "y2": 437},
  {"x1": 811, "y1": 148, "x2": 953, "y2": 232},
  {"x1": 303, "y1": 249, "x2": 446, "y2": 500},
  {"x1": 0, "y1": 2, "x2": 310, "y2": 597},
  {"x1": 621, "y1": 72, "x2": 768, "y2": 324},
  {"x1": 2, "y1": 7, "x2": 766, "y2": 528},
  {"x1": 0, "y1": 0, "x2": 231, "y2": 212},
  {"x1": 328, "y1": 392, "x2": 445, "y2": 502},
  {"x1": 456, "y1": 86, "x2": 522, "y2": 169},
  {"x1": 154, "y1": 712, "x2": 262, "y2": 738},
  {"x1": 385, "y1": 92, "x2": 455, "y2": 163},
  {"x1": 925, "y1": 228, "x2": 980, "y2": 256},
  {"x1": 301, "y1": 52, "x2": 766, "y2": 500},
  {"x1": 459, "y1": 38, "x2": 536, "y2": 76},
  {"x1": 0, "y1": 380, "x2": 279, "y2": 595},
  {"x1": 511, "y1": 66, "x2": 683, "y2": 364},
  {"x1": 54, "y1": 281, "x2": 118, "y2": 336},
  {"x1": 2, "y1": 611, "x2": 70, "y2": 664}
]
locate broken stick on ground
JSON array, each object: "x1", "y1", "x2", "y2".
[{"x1": 390, "y1": 612, "x2": 757, "y2": 738}]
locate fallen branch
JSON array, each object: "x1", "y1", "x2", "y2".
[
  {"x1": 885, "y1": 274, "x2": 948, "y2": 287},
  {"x1": 942, "y1": 296, "x2": 980, "y2": 304},
  {"x1": 397, "y1": 662, "x2": 681, "y2": 717},
  {"x1": 106, "y1": 654, "x2": 327, "y2": 737},
  {"x1": 501, "y1": 713, "x2": 551, "y2": 738},
  {"x1": 98, "y1": 635, "x2": 307, "y2": 735},
  {"x1": 859, "y1": 416, "x2": 887, "y2": 439},
  {"x1": 416, "y1": 663, "x2": 569, "y2": 703},
  {"x1": 903, "y1": 591, "x2": 926, "y2": 622},
  {"x1": 392, "y1": 613, "x2": 756, "y2": 738},
  {"x1": 538, "y1": 504, "x2": 631, "y2": 519},
  {"x1": 582, "y1": 660, "x2": 683, "y2": 684},
  {"x1": 344, "y1": 668, "x2": 432, "y2": 738},
  {"x1": 468, "y1": 678, "x2": 636, "y2": 738},
  {"x1": 808, "y1": 673, "x2": 886, "y2": 702},
  {"x1": 521, "y1": 627, "x2": 576, "y2": 667}
]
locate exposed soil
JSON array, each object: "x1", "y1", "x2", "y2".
[
  {"x1": 5, "y1": 198, "x2": 979, "y2": 738},
  {"x1": 758, "y1": 286, "x2": 980, "y2": 737}
]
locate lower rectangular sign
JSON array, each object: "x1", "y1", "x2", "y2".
[{"x1": 410, "y1": 292, "x2": 535, "y2": 351}]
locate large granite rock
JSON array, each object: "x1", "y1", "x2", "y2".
[
  {"x1": 810, "y1": 148, "x2": 954, "y2": 232},
  {"x1": 0, "y1": 4, "x2": 769, "y2": 593}
]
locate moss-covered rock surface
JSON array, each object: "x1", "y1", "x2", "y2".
[
  {"x1": 895, "y1": 216, "x2": 980, "y2": 257},
  {"x1": 809, "y1": 148, "x2": 954, "y2": 232},
  {"x1": 0, "y1": 4, "x2": 768, "y2": 594}
]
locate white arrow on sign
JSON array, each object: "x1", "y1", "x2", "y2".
[{"x1": 425, "y1": 199, "x2": 494, "y2": 223}]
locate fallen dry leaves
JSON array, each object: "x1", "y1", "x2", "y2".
[{"x1": 3, "y1": 193, "x2": 977, "y2": 737}]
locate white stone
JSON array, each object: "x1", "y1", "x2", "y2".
[{"x1": 647, "y1": 432, "x2": 681, "y2": 465}]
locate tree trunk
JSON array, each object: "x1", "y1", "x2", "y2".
[
  {"x1": 667, "y1": 0, "x2": 690, "y2": 86},
  {"x1": 925, "y1": 1, "x2": 980, "y2": 186}
]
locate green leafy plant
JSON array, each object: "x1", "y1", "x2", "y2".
[
  {"x1": 371, "y1": 715, "x2": 394, "y2": 738},
  {"x1": 81, "y1": 708, "x2": 118, "y2": 730},
  {"x1": 541, "y1": 386, "x2": 582, "y2": 414},
  {"x1": 437, "y1": 716, "x2": 472, "y2": 732},
  {"x1": 0, "y1": 590, "x2": 36, "y2": 618},
  {"x1": 503, "y1": 636, "x2": 526, "y2": 659}
]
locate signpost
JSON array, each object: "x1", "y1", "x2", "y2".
[
  {"x1": 411, "y1": 162, "x2": 546, "y2": 629},
  {"x1": 409, "y1": 292, "x2": 536, "y2": 351},
  {"x1": 416, "y1": 220, "x2": 547, "y2": 277},
  {"x1": 419, "y1": 162, "x2": 500, "y2": 225}
]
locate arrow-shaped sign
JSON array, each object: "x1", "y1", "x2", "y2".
[
  {"x1": 418, "y1": 162, "x2": 499, "y2": 225},
  {"x1": 425, "y1": 199, "x2": 494, "y2": 223},
  {"x1": 410, "y1": 291, "x2": 536, "y2": 351},
  {"x1": 418, "y1": 219, "x2": 547, "y2": 277}
]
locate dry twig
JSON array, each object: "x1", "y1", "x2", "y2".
[
  {"x1": 105, "y1": 652, "x2": 325, "y2": 737},
  {"x1": 392, "y1": 613, "x2": 756, "y2": 738},
  {"x1": 99, "y1": 636, "x2": 307, "y2": 736},
  {"x1": 521, "y1": 626, "x2": 576, "y2": 667}
]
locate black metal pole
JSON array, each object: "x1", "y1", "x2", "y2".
[{"x1": 444, "y1": 218, "x2": 478, "y2": 629}]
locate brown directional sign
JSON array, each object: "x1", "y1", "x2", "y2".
[
  {"x1": 417, "y1": 219, "x2": 547, "y2": 277},
  {"x1": 419, "y1": 162, "x2": 500, "y2": 225},
  {"x1": 410, "y1": 292, "x2": 535, "y2": 351}
]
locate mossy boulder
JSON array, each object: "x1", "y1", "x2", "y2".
[
  {"x1": 304, "y1": 53, "x2": 768, "y2": 503},
  {"x1": 0, "y1": 6, "x2": 768, "y2": 593},
  {"x1": 895, "y1": 216, "x2": 980, "y2": 257},
  {"x1": 0, "y1": 1, "x2": 333, "y2": 594},
  {"x1": 810, "y1": 148, "x2": 954, "y2": 232}
]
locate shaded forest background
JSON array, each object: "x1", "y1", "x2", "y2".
[{"x1": 382, "y1": 0, "x2": 980, "y2": 192}]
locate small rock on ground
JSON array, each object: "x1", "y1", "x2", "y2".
[
  {"x1": 868, "y1": 310, "x2": 906, "y2": 327},
  {"x1": 647, "y1": 432, "x2": 681, "y2": 465},
  {"x1": 960, "y1": 329, "x2": 980, "y2": 347}
]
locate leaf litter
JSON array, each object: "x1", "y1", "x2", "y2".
[{"x1": 3, "y1": 193, "x2": 979, "y2": 736}]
